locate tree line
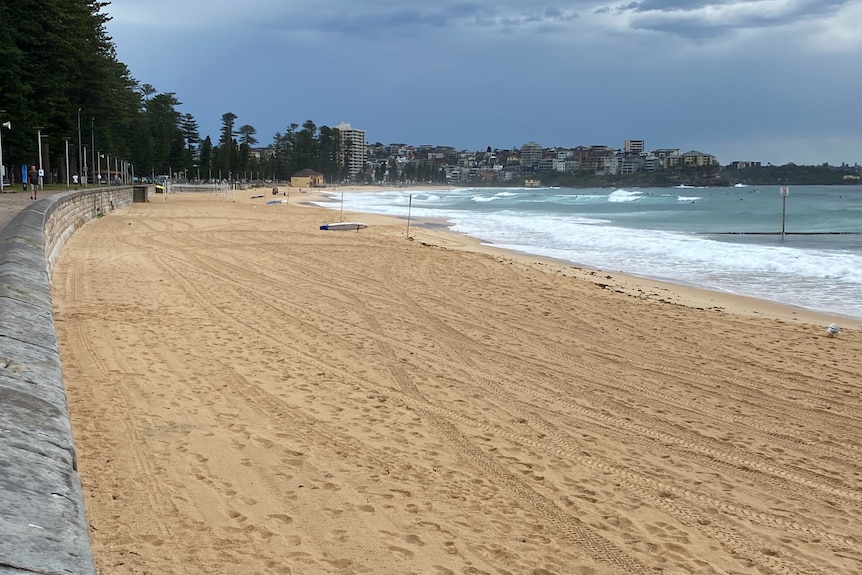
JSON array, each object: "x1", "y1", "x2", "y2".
[{"x1": 0, "y1": 1, "x2": 352, "y2": 186}]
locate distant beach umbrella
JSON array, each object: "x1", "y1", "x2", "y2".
[{"x1": 827, "y1": 323, "x2": 841, "y2": 336}]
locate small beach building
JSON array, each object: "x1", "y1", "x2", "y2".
[{"x1": 290, "y1": 169, "x2": 325, "y2": 189}]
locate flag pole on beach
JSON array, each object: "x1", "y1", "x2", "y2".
[{"x1": 406, "y1": 193, "x2": 413, "y2": 238}]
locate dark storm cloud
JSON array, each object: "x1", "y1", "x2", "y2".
[{"x1": 105, "y1": 0, "x2": 862, "y2": 164}]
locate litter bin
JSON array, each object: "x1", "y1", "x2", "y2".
[{"x1": 133, "y1": 185, "x2": 149, "y2": 202}]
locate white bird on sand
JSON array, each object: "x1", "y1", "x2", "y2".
[{"x1": 827, "y1": 323, "x2": 841, "y2": 336}]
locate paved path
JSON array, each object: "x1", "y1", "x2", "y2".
[{"x1": 0, "y1": 188, "x2": 71, "y2": 228}]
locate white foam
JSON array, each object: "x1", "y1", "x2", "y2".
[
  {"x1": 608, "y1": 190, "x2": 642, "y2": 202},
  {"x1": 325, "y1": 186, "x2": 862, "y2": 318}
]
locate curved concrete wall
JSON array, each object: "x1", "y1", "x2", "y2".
[{"x1": 0, "y1": 187, "x2": 133, "y2": 575}]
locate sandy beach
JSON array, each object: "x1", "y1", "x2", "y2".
[{"x1": 51, "y1": 188, "x2": 862, "y2": 574}]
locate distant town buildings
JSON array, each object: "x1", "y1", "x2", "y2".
[
  {"x1": 251, "y1": 123, "x2": 780, "y2": 185},
  {"x1": 726, "y1": 161, "x2": 762, "y2": 169}
]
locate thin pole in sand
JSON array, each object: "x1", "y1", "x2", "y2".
[
  {"x1": 339, "y1": 190, "x2": 344, "y2": 222},
  {"x1": 406, "y1": 193, "x2": 413, "y2": 238}
]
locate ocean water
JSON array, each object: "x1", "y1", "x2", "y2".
[{"x1": 317, "y1": 184, "x2": 862, "y2": 321}]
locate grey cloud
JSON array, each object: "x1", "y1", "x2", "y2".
[
  {"x1": 633, "y1": 0, "x2": 734, "y2": 11},
  {"x1": 543, "y1": 7, "x2": 579, "y2": 21},
  {"x1": 623, "y1": 0, "x2": 851, "y2": 38},
  {"x1": 633, "y1": 0, "x2": 849, "y2": 13},
  {"x1": 319, "y1": 9, "x2": 457, "y2": 36},
  {"x1": 312, "y1": 1, "x2": 581, "y2": 36}
]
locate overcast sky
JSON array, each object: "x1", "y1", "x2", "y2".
[{"x1": 105, "y1": 0, "x2": 861, "y2": 166}]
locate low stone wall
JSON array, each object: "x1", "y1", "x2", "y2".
[{"x1": 0, "y1": 187, "x2": 133, "y2": 575}]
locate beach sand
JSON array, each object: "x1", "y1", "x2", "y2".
[{"x1": 52, "y1": 189, "x2": 862, "y2": 574}]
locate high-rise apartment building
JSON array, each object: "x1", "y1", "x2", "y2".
[
  {"x1": 336, "y1": 122, "x2": 367, "y2": 176},
  {"x1": 519, "y1": 141, "x2": 543, "y2": 170},
  {"x1": 624, "y1": 140, "x2": 645, "y2": 154}
]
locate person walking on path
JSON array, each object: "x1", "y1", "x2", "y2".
[
  {"x1": 73, "y1": 173, "x2": 79, "y2": 190},
  {"x1": 28, "y1": 165, "x2": 38, "y2": 200}
]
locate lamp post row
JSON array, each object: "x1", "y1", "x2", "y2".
[{"x1": 0, "y1": 111, "x2": 136, "y2": 191}]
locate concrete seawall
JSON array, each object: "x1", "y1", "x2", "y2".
[{"x1": 1, "y1": 187, "x2": 133, "y2": 574}]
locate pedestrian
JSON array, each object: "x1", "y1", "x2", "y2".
[
  {"x1": 28, "y1": 165, "x2": 38, "y2": 200},
  {"x1": 72, "y1": 173, "x2": 79, "y2": 190}
]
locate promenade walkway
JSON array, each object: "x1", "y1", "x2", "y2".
[{"x1": 0, "y1": 187, "x2": 69, "y2": 229}]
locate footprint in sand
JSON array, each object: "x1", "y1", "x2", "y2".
[
  {"x1": 388, "y1": 546, "x2": 414, "y2": 559},
  {"x1": 404, "y1": 534, "x2": 425, "y2": 546}
]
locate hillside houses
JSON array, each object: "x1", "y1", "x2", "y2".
[
  {"x1": 361, "y1": 139, "x2": 721, "y2": 185},
  {"x1": 248, "y1": 124, "x2": 725, "y2": 186}
]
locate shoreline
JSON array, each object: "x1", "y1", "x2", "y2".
[{"x1": 302, "y1": 184, "x2": 853, "y2": 327}]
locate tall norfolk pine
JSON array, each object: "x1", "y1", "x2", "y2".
[
  {"x1": 0, "y1": 0, "x2": 186, "y2": 182},
  {"x1": 2, "y1": 1, "x2": 124, "y2": 179},
  {"x1": 0, "y1": 0, "x2": 348, "y2": 184}
]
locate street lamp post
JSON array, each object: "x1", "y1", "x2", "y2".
[
  {"x1": 36, "y1": 128, "x2": 45, "y2": 193},
  {"x1": 90, "y1": 117, "x2": 95, "y2": 187},
  {"x1": 77, "y1": 108, "x2": 83, "y2": 184},
  {"x1": 63, "y1": 137, "x2": 71, "y2": 187},
  {"x1": 0, "y1": 111, "x2": 9, "y2": 193}
]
